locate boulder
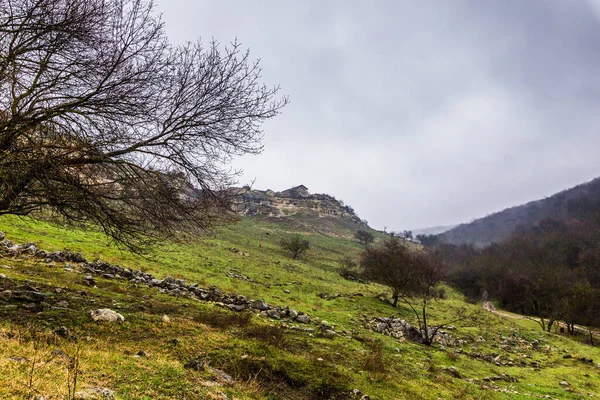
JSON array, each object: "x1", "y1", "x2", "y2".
[
  {"x1": 90, "y1": 309, "x2": 124, "y2": 323},
  {"x1": 251, "y1": 299, "x2": 270, "y2": 310},
  {"x1": 296, "y1": 314, "x2": 311, "y2": 324}
]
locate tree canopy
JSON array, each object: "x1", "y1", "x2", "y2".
[
  {"x1": 355, "y1": 229, "x2": 374, "y2": 245},
  {"x1": 0, "y1": 0, "x2": 287, "y2": 251},
  {"x1": 280, "y1": 235, "x2": 310, "y2": 260}
]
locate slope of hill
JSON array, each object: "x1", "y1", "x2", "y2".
[
  {"x1": 1, "y1": 211, "x2": 600, "y2": 399},
  {"x1": 437, "y1": 177, "x2": 600, "y2": 247}
]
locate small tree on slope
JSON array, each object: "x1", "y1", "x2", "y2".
[
  {"x1": 361, "y1": 235, "x2": 478, "y2": 345},
  {"x1": 355, "y1": 230, "x2": 374, "y2": 245},
  {"x1": 280, "y1": 235, "x2": 310, "y2": 260}
]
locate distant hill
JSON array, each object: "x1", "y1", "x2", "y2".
[
  {"x1": 412, "y1": 225, "x2": 457, "y2": 236},
  {"x1": 437, "y1": 177, "x2": 600, "y2": 247}
]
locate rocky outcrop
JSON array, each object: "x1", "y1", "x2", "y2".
[
  {"x1": 230, "y1": 185, "x2": 368, "y2": 226},
  {"x1": 368, "y1": 317, "x2": 460, "y2": 346}
]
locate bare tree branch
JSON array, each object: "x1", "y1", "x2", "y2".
[{"x1": 0, "y1": 0, "x2": 288, "y2": 251}]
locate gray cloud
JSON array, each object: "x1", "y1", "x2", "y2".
[{"x1": 155, "y1": 0, "x2": 600, "y2": 230}]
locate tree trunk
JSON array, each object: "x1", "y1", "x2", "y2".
[
  {"x1": 392, "y1": 293, "x2": 399, "y2": 308},
  {"x1": 422, "y1": 302, "x2": 432, "y2": 346},
  {"x1": 538, "y1": 317, "x2": 546, "y2": 331}
]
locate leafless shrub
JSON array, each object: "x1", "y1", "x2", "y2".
[
  {"x1": 241, "y1": 324, "x2": 287, "y2": 347},
  {"x1": 363, "y1": 340, "x2": 386, "y2": 374},
  {"x1": 192, "y1": 309, "x2": 252, "y2": 329}
]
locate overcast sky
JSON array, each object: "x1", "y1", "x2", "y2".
[{"x1": 156, "y1": 0, "x2": 600, "y2": 231}]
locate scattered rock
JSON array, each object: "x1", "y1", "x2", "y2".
[
  {"x1": 161, "y1": 315, "x2": 170, "y2": 323},
  {"x1": 90, "y1": 309, "x2": 124, "y2": 323},
  {"x1": 12, "y1": 290, "x2": 47, "y2": 303},
  {"x1": 368, "y1": 316, "x2": 459, "y2": 345},
  {"x1": 210, "y1": 367, "x2": 235, "y2": 385},
  {"x1": 322, "y1": 329, "x2": 336, "y2": 338},
  {"x1": 447, "y1": 366, "x2": 460, "y2": 378},
  {"x1": 251, "y1": 299, "x2": 270, "y2": 310},
  {"x1": 73, "y1": 387, "x2": 115, "y2": 400},
  {"x1": 559, "y1": 381, "x2": 570, "y2": 386},
  {"x1": 184, "y1": 356, "x2": 206, "y2": 371},
  {"x1": 54, "y1": 326, "x2": 71, "y2": 339},
  {"x1": 0, "y1": 235, "x2": 323, "y2": 332},
  {"x1": 8, "y1": 356, "x2": 29, "y2": 363},
  {"x1": 296, "y1": 314, "x2": 311, "y2": 324},
  {"x1": 82, "y1": 275, "x2": 96, "y2": 286}
]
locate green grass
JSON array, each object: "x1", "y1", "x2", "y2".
[{"x1": 0, "y1": 214, "x2": 600, "y2": 399}]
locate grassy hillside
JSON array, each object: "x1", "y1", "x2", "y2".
[
  {"x1": 438, "y1": 177, "x2": 600, "y2": 247},
  {"x1": 1, "y1": 214, "x2": 600, "y2": 399}
]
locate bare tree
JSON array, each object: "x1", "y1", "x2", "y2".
[
  {"x1": 0, "y1": 0, "x2": 287, "y2": 251},
  {"x1": 361, "y1": 236, "x2": 476, "y2": 345},
  {"x1": 279, "y1": 235, "x2": 310, "y2": 260}
]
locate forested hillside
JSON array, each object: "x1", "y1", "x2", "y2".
[{"x1": 437, "y1": 177, "x2": 600, "y2": 247}]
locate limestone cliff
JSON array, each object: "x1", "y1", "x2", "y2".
[{"x1": 230, "y1": 185, "x2": 368, "y2": 226}]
